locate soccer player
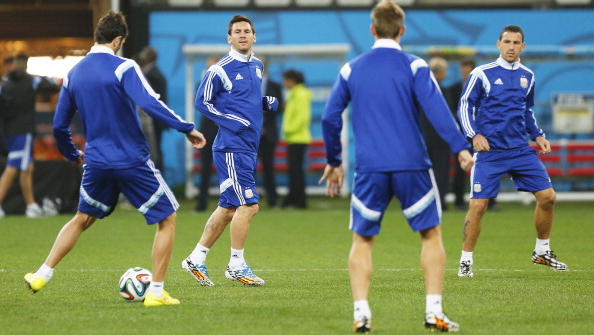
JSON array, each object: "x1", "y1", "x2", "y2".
[
  {"x1": 457, "y1": 25, "x2": 567, "y2": 277},
  {"x1": 319, "y1": 0, "x2": 474, "y2": 332},
  {"x1": 0, "y1": 54, "x2": 59, "y2": 218},
  {"x1": 23, "y1": 11, "x2": 206, "y2": 307},
  {"x1": 182, "y1": 15, "x2": 278, "y2": 287}
]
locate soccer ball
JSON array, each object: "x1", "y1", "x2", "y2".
[{"x1": 118, "y1": 267, "x2": 152, "y2": 301}]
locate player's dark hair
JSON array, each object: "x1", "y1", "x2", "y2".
[
  {"x1": 3, "y1": 56, "x2": 14, "y2": 65},
  {"x1": 371, "y1": 0, "x2": 405, "y2": 39},
  {"x1": 283, "y1": 69, "x2": 305, "y2": 85},
  {"x1": 499, "y1": 25, "x2": 524, "y2": 42},
  {"x1": 461, "y1": 58, "x2": 476, "y2": 68},
  {"x1": 228, "y1": 15, "x2": 255, "y2": 35},
  {"x1": 94, "y1": 11, "x2": 128, "y2": 44}
]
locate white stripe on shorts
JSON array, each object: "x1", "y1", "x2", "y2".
[
  {"x1": 80, "y1": 186, "x2": 111, "y2": 213},
  {"x1": 138, "y1": 185, "x2": 165, "y2": 214},
  {"x1": 402, "y1": 169, "x2": 439, "y2": 220},
  {"x1": 21, "y1": 134, "x2": 33, "y2": 171},
  {"x1": 226, "y1": 153, "x2": 245, "y2": 205},
  {"x1": 351, "y1": 194, "x2": 382, "y2": 221},
  {"x1": 146, "y1": 160, "x2": 179, "y2": 211},
  {"x1": 469, "y1": 152, "x2": 478, "y2": 198}
]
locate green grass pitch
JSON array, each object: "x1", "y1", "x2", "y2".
[{"x1": 1, "y1": 198, "x2": 592, "y2": 334}]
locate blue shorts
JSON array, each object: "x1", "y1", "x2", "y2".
[
  {"x1": 213, "y1": 151, "x2": 259, "y2": 208},
  {"x1": 470, "y1": 147, "x2": 552, "y2": 198},
  {"x1": 5, "y1": 133, "x2": 34, "y2": 171},
  {"x1": 78, "y1": 160, "x2": 179, "y2": 224},
  {"x1": 350, "y1": 169, "x2": 441, "y2": 236}
]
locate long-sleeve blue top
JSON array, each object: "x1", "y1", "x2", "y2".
[
  {"x1": 53, "y1": 45, "x2": 194, "y2": 169},
  {"x1": 195, "y1": 48, "x2": 278, "y2": 154},
  {"x1": 458, "y1": 57, "x2": 544, "y2": 150},
  {"x1": 323, "y1": 39, "x2": 470, "y2": 172}
]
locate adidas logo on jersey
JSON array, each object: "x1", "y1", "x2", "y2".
[
  {"x1": 235, "y1": 73, "x2": 243, "y2": 80},
  {"x1": 494, "y1": 78, "x2": 503, "y2": 85}
]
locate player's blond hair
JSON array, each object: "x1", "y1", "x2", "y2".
[{"x1": 371, "y1": 0, "x2": 405, "y2": 39}]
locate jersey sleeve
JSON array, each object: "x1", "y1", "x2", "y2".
[
  {"x1": 262, "y1": 96, "x2": 279, "y2": 112},
  {"x1": 457, "y1": 68, "x2": 484, "y2": 139},
  {"x1": 53, "y1": 79, "x2": 81, "y2": 162},
  {"x1": 195, "y1": 67, "x2": 250, "y2": 134},
  {"x1": 412, "y1": 60, "x2": 470, "y2": 154},
  {"x1": 524, "y1": 76, "x2": 545, "y2": 140},
  {"x1": 119, "y1": 60, "x2": 195, "y2": 134},
  {"x1": 322, "y1": 63, "x2": 352, "y2": 167}
]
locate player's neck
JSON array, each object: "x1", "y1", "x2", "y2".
[
  {"x1": 373, "y1": 36, "x2": 401, "y2": 44},
  {"x1": 94, "y1": 42, "x2": 120, "y2": 54},
  {"x1": 230, "y1": 47, "x2": 253, "y2": 62}
]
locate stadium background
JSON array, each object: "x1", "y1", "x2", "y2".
[
  {"x1": 1, "y1": 0, "x2": 593, "y2": 205},
  {"x1": 1, "y1": 2, "x2": 593, "y2": 335}
]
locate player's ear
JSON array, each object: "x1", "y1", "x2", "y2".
[
  {"x1": 400, "y1": 25, "x2": 406, "y2": 37},
  {"x1": 520, "y1": 42, "x2": 526, "y2": 52},
  {"x1": 227, "y1": 34, "x2": 232, "y2": 45},
  {"x1": 370, "y1": 24, "x2": 376, "y2": 37},
  {"x1": 253, "y1": 33, "x2": 256, "y2": 43}
]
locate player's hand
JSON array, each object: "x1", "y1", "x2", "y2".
[
  {"x1": 535, "y1": 136, "x2": 551, "y2": 155},
  {"x1": 318, "y1": 164, "x2": 344, "y2": 198},
  {"x1": 457, "y1": 149, "x2": 474, "y2": 172},
  {"x1": 71, "y1": 150, "x2": 85, "y2": 166},
  {"x1": 186, "y1": 129, "x2": 207, "y2": 149},
  {"x1": 472, "y1": 134, "x2": 490, "y2": 152}
]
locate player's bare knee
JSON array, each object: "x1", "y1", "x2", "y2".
[
  {"x1": 219, "y1": 206, "x2": 236, "y2": 222},
  {"x1": 160, "y1": 213, "x2": 177, "y2": 229},
  {"x1": 537, "y1": 189, "x2": 556, "y2": 209},
  {"x1": 469, "y1": 199, "x2": 489, "y2": 215},
  {"x1": 74, "y1": 212, "x2": 96, "y2": 230},
  {"x1": 239, "y1": 203, "x2": 259, "y2": 218},
  {"x1": 249, "y1": 204, "x2": 259, "y2": 215}
]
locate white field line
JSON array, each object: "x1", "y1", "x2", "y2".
[{"x1": 1, "y1": 268, "x2": 591, "y2": 272}]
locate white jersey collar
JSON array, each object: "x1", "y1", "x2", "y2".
[
  {"x1": 497, "y1": 56, "x2": 521, "y2": 70},
  {"x1": 229, "y1": 47, "x2": 254, "y2": 62},
  {"x1": 372, "y1": 39, "x2": 402, "y2": 50},
  {"x1": 88, "y1": 45, "x2": 115, "y2": 55}
]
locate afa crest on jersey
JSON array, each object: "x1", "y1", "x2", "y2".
[
  {"x1": 520, "y1": 77, "x2": 528, "y2": 88},
  {"x1": 256, "y1": 67, "x2": 262, "y2": 79}
]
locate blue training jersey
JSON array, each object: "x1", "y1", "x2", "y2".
[
  {"x1": 458, "y1": 57, "x2": 544, "y2": 150},
  {"x1": 53, "y1": 45, "x2": 195, "y2": 169},
  {"x1": 195, "y1": 48, "x2": 277, "y2": 154},
  {"x1": 323, "y1": 39, "x2": 470, "y2": 173}
]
